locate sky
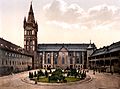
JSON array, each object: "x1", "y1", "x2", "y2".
[{"x1": 0, "y1": 0, "x2": 120, "y2": 48}]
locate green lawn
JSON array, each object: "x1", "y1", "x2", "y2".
[
  {"x1": 37, "y1": 77, "x2": 80, "y2": 83},
  {"x1": 65, "y1": 77, "x2": 80, "y2": 82},
  {"x1": 37, "y1": 77, "x2": 48, "y2": 82}
]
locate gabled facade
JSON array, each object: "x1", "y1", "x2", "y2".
[{"x1": 38, "y1": 43, "x2": 96, "y2": 69}]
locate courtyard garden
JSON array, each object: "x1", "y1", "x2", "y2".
[{"x1": 28, "y1": 68, "x2": 86, "y2": 83}]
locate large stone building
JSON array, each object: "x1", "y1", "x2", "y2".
[
  {"x1": 37, "y1": 43, "x2": 96, "y2": 69},
  {"x1": 0, "y1": 38, "x2": 32, "y2": 76},
  {"x1": 89, "y1": 41, "x2": 120, "y2": 73},
  {"x1": 23, "y1": 3, "x2": 96, "y2": 69}
]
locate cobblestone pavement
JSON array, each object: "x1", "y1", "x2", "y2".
[{"x1": 0, "y1": 70, "x2": 120, "y2": 89}]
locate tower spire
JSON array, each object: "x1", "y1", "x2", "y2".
[{"x1": 27, "y1": 1, "x2": 35, "y2": 23}]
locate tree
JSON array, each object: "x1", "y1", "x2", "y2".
[
  {"x1": 50, "y1": 68, "x2": 64, "y2": 82},
  {"x1": 34, "y1": 71, "x2": 37, "y2": 77},
  {"x1": 45, "y1": 70, "x2": 48, "y2": 78},
  {"x1": 29, "y1": 72, "x2": 33, "y2": 79}
]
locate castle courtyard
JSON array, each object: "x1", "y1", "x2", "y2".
[{"x1": 0, "y1": 70, "x2": 119, "y2": 89}]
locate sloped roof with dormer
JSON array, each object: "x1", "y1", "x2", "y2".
[{"x1": 37, "y1": 43, "x2": 96, "y2": 52}]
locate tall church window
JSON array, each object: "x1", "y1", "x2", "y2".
[
  {"x1": 54, "y1": 53, "x2": 57, "y2": 64},
  {"x1": 55, "y1": 58, "x2": 57, "y2": 64},
  {"x1": 70, "y1": 58, "x2": 73, "y2": 64},
  {"x1": 62, "y1": 57, "x2": 64, "y2": 64},
  {"x1": 48, "y1": 58, "x2": 51, "y2": 64}
]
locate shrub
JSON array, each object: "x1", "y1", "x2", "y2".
[
  {"x1": 50, "y1": 68, "x2": 64, "y2": 82},
  {"x1": 67, "y1": 71, "x2": 70, "y2": 77},
  {"x1": 29, "y1": 72, "x2": 33, "y2": 79},
  {"x1": 38, "y1": 70, "x2": 44, "y2": 77},
  {"x1": 70, "y1": 69, "x2": 77, "y2": 76},
  {"x1": 34, "y1": 71, "x2": 37, "y2": 77}
]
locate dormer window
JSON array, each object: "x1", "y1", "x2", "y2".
[{"x1": 1, "y1": 44, "x2": 3, "y2": 46}]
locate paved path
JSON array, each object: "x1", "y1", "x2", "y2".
[{"x1": 0, "y1": 70, "x2": 120, "y2": 89}]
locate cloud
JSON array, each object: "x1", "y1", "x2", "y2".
[
  {"x1": 88, "y1": 5, "x2": 120, "y2": 24},
  {"x1": 43, "y1": 0, "x2": 84, "y2": 24},
  {"x1": 43, "y1": 0, "x2": 120, "y2": 30},
  {"x1": 46, "y1": 21, "x2": 80, "y2": 29}
]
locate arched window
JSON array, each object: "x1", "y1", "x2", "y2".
[{"x1": 62, "y1": 57, "x2": 64, "y2": 64}]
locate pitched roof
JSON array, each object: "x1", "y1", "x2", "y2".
[
  {"x1": 91, "y1": 41, "x2": 120, "y2": 57},
  {"x1": 37, "y1": 43, "x2": 96, "y2": 52}
]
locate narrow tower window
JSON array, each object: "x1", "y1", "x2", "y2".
[{"x1": 32, "y1": 30, "x2": 34, "y2": 35}]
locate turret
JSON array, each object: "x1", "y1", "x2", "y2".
[
  {"x1": 23, "y1": 17, "x2": 26, "y2": 29},
  {"x1": 87, "y1": 40, "x2": 94, "y2": 68}
]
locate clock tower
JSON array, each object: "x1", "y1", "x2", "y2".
[{"x1": 23, "y1": 2, "x2": 38, "y2": 53}]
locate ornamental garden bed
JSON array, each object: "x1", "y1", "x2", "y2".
[{"x1": 29, "y1": 68, "x2": 86, "y2": 83}]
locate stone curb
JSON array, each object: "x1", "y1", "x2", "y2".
[{"x1": 21, "y1": 75, "x2": 93, "y2": 86}]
